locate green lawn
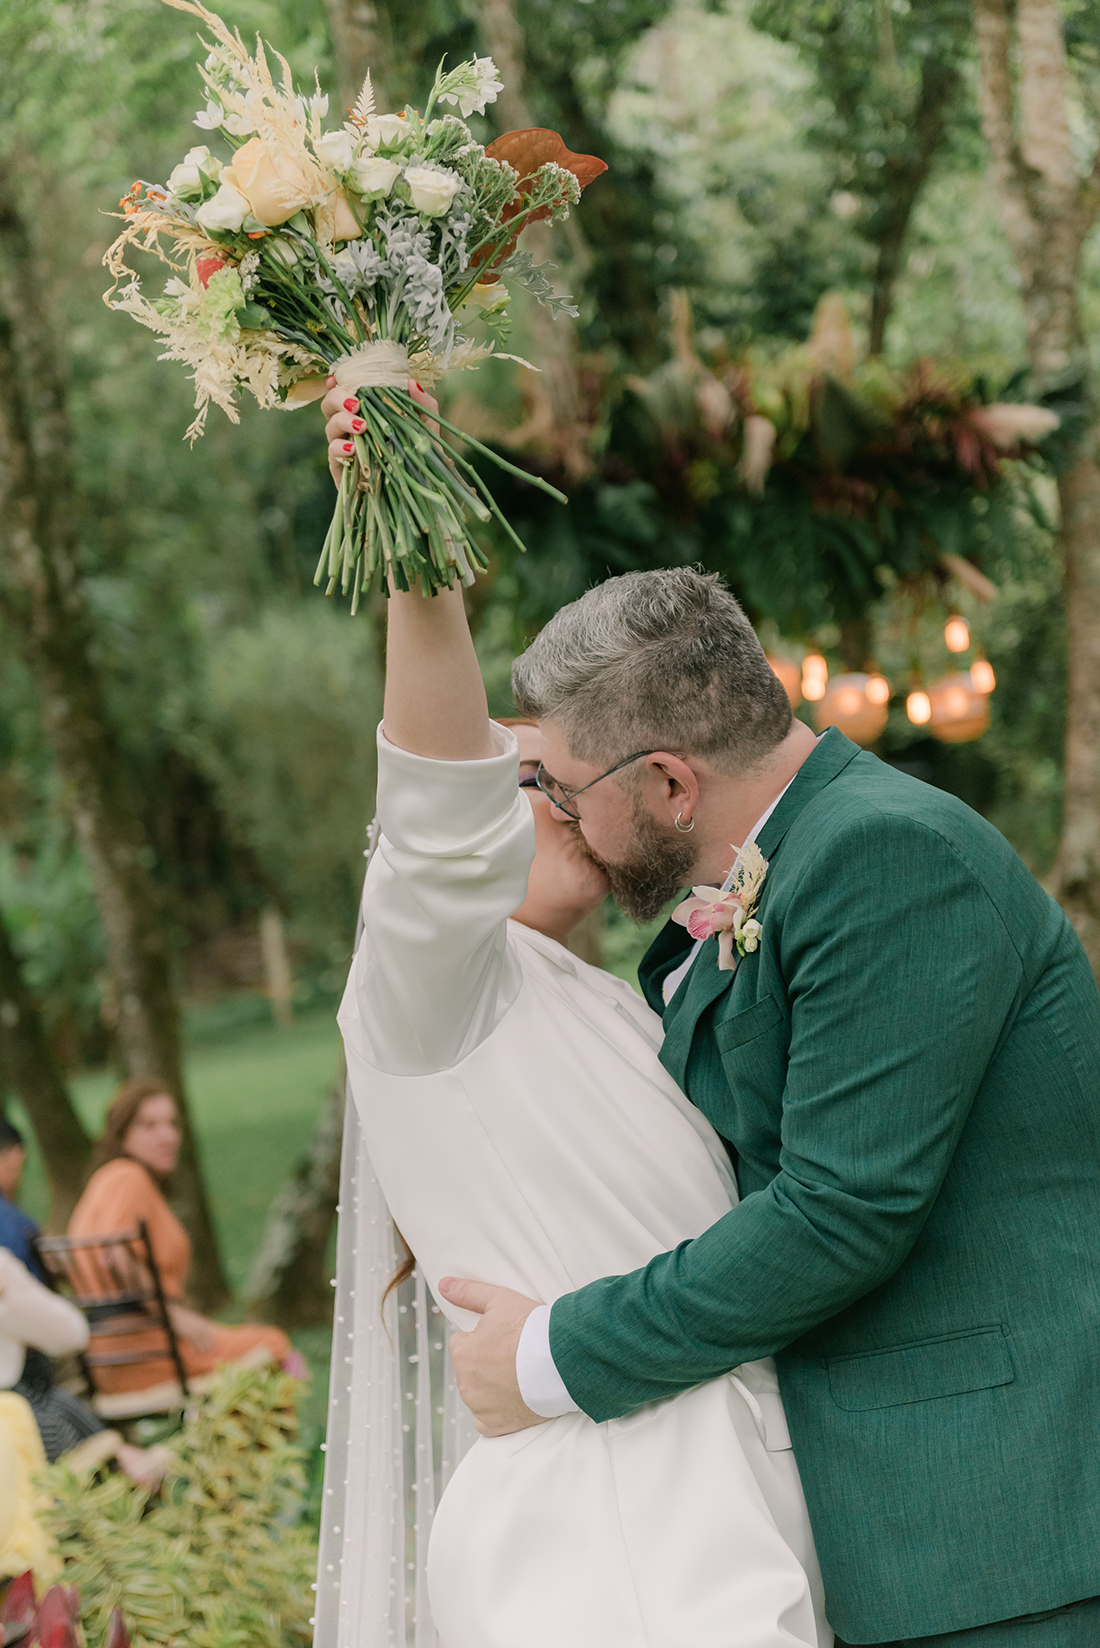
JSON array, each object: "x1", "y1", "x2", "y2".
[{"x1": 11, "y1": 1004, "x2": 341, "y2": 1296}]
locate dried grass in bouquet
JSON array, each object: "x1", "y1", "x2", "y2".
[{"x1": 104, "y1": 0, "x2": 607, "y2": 605}]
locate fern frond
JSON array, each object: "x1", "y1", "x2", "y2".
[{"x1": 350, "y1": 71, "x2": 375, "y2": 126}]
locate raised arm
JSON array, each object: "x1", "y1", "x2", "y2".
[
  {"x1": 324, "y1": 379, "x2": 494, "y2": 762},
  {"x1": 323, "y1": 382, "x2": 534, "y2": 1077}
]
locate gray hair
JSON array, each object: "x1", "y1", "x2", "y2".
[{"x1": 511, "y1": 569, "x2": 792, "y2": 773}]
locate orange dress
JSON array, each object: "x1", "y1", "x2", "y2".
[{"x1": 68, "y1": 1158, "x2": 289, "y2": 1394}]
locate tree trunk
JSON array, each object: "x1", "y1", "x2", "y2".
[
  {"x1": 0, "y1": 906, "x2": 91, "y2": 1225},
  {"x1": 324, "y1": 0, "x2": 392, "y2": 117},
  {"x1": 0, "y1": 173, "x2": 229, "y2": 1304},
  {"x1": 867, "y1": 57, "x2": 962, "y2": 357},
  {"x1": 1052, "y1": 450, "x2": 1100, "y2": 961},
  {"x1": 245, "y1": 1068, "x2": 344, "y2": 1327},
  {"x1": 973, "y1": 0, "x2": 1100, "y2": 973}
]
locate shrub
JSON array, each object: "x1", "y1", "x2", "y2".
[{"x1": 41, "y1": 1366, "x2": 317, "y2": 1648}]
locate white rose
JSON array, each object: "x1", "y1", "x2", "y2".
[
  {"x1": 404, "y1": 165, "x2": 462, "y2": 216},
  {"x1": 195, "y1": 182, "x2": 251, "y2": 232},
  {"x1": 168, "y1": 145, "x2": 215, "y2": 195},
  {"x1": 366, "y1": 113, "x2": 410, "y2": 150},
  {"x1": 313, "y1": 129, "x2": 356, "y2": 170},
  {"x1": 349, "y1": 156, "x2": 401, "y2": 197}
]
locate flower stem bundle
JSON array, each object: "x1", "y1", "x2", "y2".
[{"x1": 104, "y1": 0, "x2": 606, "y2": 602}]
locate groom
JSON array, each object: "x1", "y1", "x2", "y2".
[{"x1": 438, "y1": 568, "x2": 1100, "y2": 1648}]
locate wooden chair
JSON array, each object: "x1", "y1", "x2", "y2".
[{"x1": 32, "y1": 1223, "x2": 191, "y2": 1421}]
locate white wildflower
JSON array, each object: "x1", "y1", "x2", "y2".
[
  {"x1": 238, "y1": 250, "x2": 261, "y2": 292},
  {"x1": 436, "y1": 56, "x2": 504, "y2": 118},
  {"x1": 194, "y1": 102, "x2": 224, "y2": 130},
  {"x1": 296, "y1": 90, "x2": 330, "y2": 123}
]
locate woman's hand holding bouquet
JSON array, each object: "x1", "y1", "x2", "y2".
[{"x1": 105, "y1": 1, "x2": 606, "y2": 604}]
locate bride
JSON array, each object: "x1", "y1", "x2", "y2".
[{"x1": 315, "y1": 384, "x2": 832, "y2": 1648}]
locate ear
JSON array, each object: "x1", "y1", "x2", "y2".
[{"x1": 641, "y1": 752, "x2": 700, "y2": 827}]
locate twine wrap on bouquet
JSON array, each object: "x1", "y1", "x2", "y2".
[
  {"x1": 316, "y1": 341, "x2": 566, "y2": 611},
  {"x1": 332, "y1": 340, "x2": 416, "y2": 391}
]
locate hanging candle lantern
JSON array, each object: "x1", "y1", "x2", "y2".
[
  {"x1": 813, "y1": 672, "x2": 889, "y2": 746},
  {"x1": 944, "y1": 615, "x2": 970, "y2": 654},
  {"x1": 801, "y1": 653, "x2": 828, "y2": 702},
  {"x1": 927, "y1": 671, "x2": 990, "y2": 743},
  {"x1": 970, "y1": 657, "x2": 996, "y2": 695},
  {"x1": 767, "y1": 656, "x2": 802, "y2": 707},
  {"x1": 907, "y1": 689, "x2": 932, "y2": 726}
]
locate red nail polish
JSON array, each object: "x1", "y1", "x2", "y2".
[
  {"x1": 342, "y1": 441, "x2": 353, "y2": 453},
  {"x1": 343, "y1": 397, "x2": 358, "y2": 412},
  {"x1": 352, "y1": 417, "x2": 365, "y2": 431}
]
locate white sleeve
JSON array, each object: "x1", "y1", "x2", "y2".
[
  {"x1": 516, "y1": 1305, "x2": 579, "y2": 1419},
  {"x1": 341, "y1": 721, "x2": 535, "y2": 1076},
  {"x1": 0, "y1": 1253, "x2": 89, "y2": 1358}
]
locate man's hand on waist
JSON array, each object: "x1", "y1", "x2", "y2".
[{"x1": 438, "y1": 1277, "x2": 548, "y2": 1437}]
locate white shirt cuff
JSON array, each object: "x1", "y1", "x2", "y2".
[{"x1": 516, "y1": 1305, "x2": 580, "y2": 1419}]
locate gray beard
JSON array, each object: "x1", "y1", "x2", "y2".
[{"x1": 575, "y1": 796, "x2": 699, "y2": 924}]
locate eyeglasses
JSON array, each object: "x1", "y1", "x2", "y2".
[{"x1": 533, "y1": 751, "x2": 659, "y2": 820}]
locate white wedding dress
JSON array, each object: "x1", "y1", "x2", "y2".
[{"x1": 333, "y1": 724, "x2": 832, "y2": 1648}]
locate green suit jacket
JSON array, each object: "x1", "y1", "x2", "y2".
[{"x1": 549, "y1": 728, "x2": 1100, "y2": 1644}]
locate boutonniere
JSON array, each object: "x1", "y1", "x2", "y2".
[{"x1": 671, "y1": 841, "x2": 768, "y2": 971}]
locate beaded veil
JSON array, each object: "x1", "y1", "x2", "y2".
[{"x1": 313, "y1": 834, "x2": 479, "y2": 1647}]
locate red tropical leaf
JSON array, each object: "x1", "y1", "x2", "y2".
[
  {"x1": 476, "y1": 128, "x2": 607, "y2": 278},
  {"x1": 1, "y1": 1572, "x2": 36, "y2": 1631},
  {"x1": 105, "y1": 1609, "x2": 131, "y2": 1648},
  {"x1": 27, "y1": 1587, "x2": 79, "y2": 1648}
]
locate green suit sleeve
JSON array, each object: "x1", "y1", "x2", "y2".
[{"x1": 549, "y1": 810, "x2": 1025, "y2": 1422}]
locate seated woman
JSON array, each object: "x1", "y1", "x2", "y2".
[
  {"x1": 68, "y1": 1080, "x2": 302, "y2": 1394},
  {"x1": 1, "y1": 1224, "x2": 167, "y2": 1490}
]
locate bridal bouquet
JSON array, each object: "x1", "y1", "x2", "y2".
[{"x1": 105, "y1": 1, "x2": 606, "y2": 605}]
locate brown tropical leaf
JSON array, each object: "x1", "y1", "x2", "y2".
[
  {"x1": 476, "y1": 128, "x2": 607, "y2": 278},
  {"x1": 485, "y1": 129, "x2": 608, "y2": 197}
]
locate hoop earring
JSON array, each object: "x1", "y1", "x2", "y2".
[{"x1": 674, "y1": 811, "x2": 695, "y2": 833}]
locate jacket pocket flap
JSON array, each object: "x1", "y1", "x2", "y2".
[
  {"x1": 716, "y1": 994, "x2": 784, "y2": 1052},
  {"x1": 826, "y1": 1327, "x2": 1014, "y2": 1412}
]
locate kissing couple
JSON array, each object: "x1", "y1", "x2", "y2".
[{"x1": 315, "y1": 384, "x2": 1100, "y2": 1648}]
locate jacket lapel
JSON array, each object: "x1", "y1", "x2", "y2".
[{"x1": 657, "y1": 727, "x2": 863, "y2": 1090}]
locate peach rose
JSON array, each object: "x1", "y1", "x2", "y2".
[
  {"x1": 222, "y1": 136, "x2": 315, "y2": 227},
  {"x1": 331, "y1": 190, "x2": 363, "y2": 241}
]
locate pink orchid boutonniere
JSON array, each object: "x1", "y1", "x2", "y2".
[{"x1": 671, "y1": 841, "x2": 768, "y2": 971}]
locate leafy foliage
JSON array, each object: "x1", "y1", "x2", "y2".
[{"x1": 41, "y1": 1366, "x2": 316, "y2": 1648}]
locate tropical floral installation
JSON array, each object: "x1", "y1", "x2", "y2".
[
  {"x1": 104, "y1": 0, "x2": 606, "y2": 606},
  {"x1": 475, "y1": 292, "x2": 1075, "y2": 644}
]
